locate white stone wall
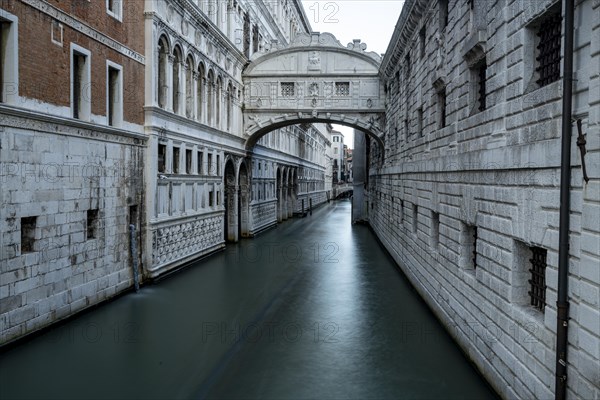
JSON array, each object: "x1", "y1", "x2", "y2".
[
  {"x1": 373, "y1": 0, "x2": 600, "y2": 398},
  {"x1": 0, "y1": 110, "x2": 145, "y2": 344},
  {"x1": 144, "y1": 0, "x2": 329, "y2": 277}
]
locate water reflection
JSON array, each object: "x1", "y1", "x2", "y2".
[{"x1": 0, "y1": 200, "x2": 497, "y2": 400}]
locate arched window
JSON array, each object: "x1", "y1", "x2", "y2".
[
  {"x1": 216, "y1": 76, "x2": 222, "y2": 129},
  {"x1": 226, "y1": 82, "x2": 233, "y2": 131},
  {"x1": 207, "y1": 69, "x2": 214, "y2": 126},
  {"x1": 157, "y1": 36, "x2": 169, "y2": 109},
  {"x1": 172, "y1": 45, "x2": 183, "y2": 114},
  {"x1": 185, "y1": 55, "x2": 194, "y2": 118},
  {"x1": 197, "y1": 63, "x2": 205, "y2": 122}
]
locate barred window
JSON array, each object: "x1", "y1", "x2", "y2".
[
  {"x1": 281, "y1": 82, "x2": 295, "y2": 97},
  {"x1": 536, "y1": 12, "x2": 562, "y2": 87},
  {"x1": 477, "y1": 60, "x2": 487, "y2": 112},
  {"x1": 528, "y1": 246, "x2": 547, "y2": 312},
  {"x1": 437, "y1": 86, "x2": 447, "y2": 129},
  {"x1": 335, "y1": 82, "x2": 350, "y2": 96},
  {"x1": 472, "y1": 226, "x2": 478, "y2": 269}
]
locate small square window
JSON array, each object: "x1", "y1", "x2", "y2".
[
  {"x1": 21, "y1": 217, "x2": 37, "y2": 254},
  {"x1": 87, "y1": 209, "x2": 99, "y2": 240},
  {"x1": 51, "y1": 20, "x2": 63, "y2": 47},
  {"x1": 528, "y1": 246, "x2": 547, "y2": 312},
  {"x1": 535, "y1": 12, "x2": 561, "y2": 87}
]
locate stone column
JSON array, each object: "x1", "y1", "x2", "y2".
[
  {"x1": 287, "y1": 186, "x2": 294, "y2": 218},
  {"x1": 239, "y1": 184, "x2": 250, "y2": 237},
  {"x1": 166, "y1": 55, "x2": 175, "y2": 113},
  {"x1": 192, "y1": 72, "x2": 199, "y2": 121},
  {"x1": 352, "y1": 129, "x2": 367, "y2": 223},
  {"x1": 227, "y1": 185, "x2": 239, "y2": 242}
]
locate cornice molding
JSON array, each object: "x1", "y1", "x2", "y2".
[
  {"x1": 0, "y1": 104, "x2": 146, "y2": 145},
  {"x1": 380, "y1": 0, "x2": 433, "y2": 78}
]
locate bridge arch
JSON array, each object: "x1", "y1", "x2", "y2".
[{"x1": 242, "y1": 32, "x2": 385, "y2": 155}]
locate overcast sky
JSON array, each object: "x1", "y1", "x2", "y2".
[{"x1": 300, "y1": 1, "x2": 405, "y2": 147}]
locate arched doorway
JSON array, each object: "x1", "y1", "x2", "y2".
[{"x1": 223, "y1": 159, "x2": 238, "y2": 242}]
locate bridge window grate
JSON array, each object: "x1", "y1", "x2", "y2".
[
  {"x1": 335, "y1": 82, "x2": 350, "y2": 96},
  {"x1": 281, "y1": 82, "x2": 295, "y2": 97},
  {"x1": 528, "y1": 246, "x2": 547, "y2": 312},
  {"x1": 536, "y1": 12, "x2": 561, "y2": 87}
]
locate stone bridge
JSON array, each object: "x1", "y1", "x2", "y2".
[{"x1": 242, "y1": 32, "x2": 385, "y2": 151}]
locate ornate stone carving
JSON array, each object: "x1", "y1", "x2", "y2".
[
  {"x1": 151, "y1": 215, "x2": 223, "y2": 268},
  {"x1": 253, "y1": 32, "x2": 381, "y2": 63},
  {"x1": 181, "y1": 19, "x2": 189, "y2": 36},
  {"x1": 251, "y1": 202, "x2": 277, "y2": 230},
  {"x1": 308, "y1": 51, "x2": 321, "y2": 71}
]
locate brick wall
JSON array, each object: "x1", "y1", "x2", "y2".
[{"x1": 1, "y1": 0, "x2": 144, "y2": 124}]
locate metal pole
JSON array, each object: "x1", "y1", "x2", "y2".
[
  {"x1": 129, "y1": 224, "x2": 140, "y2": 293},
  {"x1": 555, "y1": 0, "x2": 574, "y2": 398}
]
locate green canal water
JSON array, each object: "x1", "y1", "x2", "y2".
[{"x1": 0, "y1": 200, "x2": 498, "y2": 399}]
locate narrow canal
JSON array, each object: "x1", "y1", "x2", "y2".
[{"x1": 0, "y1": 200, "x2": 497, "y2": 400}]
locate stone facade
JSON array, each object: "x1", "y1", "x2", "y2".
[
  {"x1": 0, "y1": 0, "x2": 332, "y2": 344},
  {"x1": 0, "y1": 0, "x2": 146, "y2": 343},
  {"x1": 370, "y1": 0, "x2": 600, "y2": 398},
  {"x1": 143, "y1": 0, "x2": 331, "y2": 278}
]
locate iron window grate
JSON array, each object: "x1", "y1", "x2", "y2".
[
  {"x1": 478, "y1": 61, "x2": 487, "y2": 112},
  {"x1": 536, "y1": 13, "x2": 562, "y2": 87},
  {"x1": 528, "y1": 246, "x2": 547, "y2": 312},
  {"x1": 335, "y1": 82, "x2": 350, "y2": 96},
  {"x1": 472, "y1": 226, "x2": 478, "y2": 269},
  {"x1": 281, "y1": 82, "x2": 295, "y2": 97}
]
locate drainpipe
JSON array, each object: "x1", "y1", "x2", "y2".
[
  {"x1": 555, "y1": 0, "x2": 575, "y2": 398},
  {"x1": 129, "y1": 224, "x2": 140, "y2": 292}
]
